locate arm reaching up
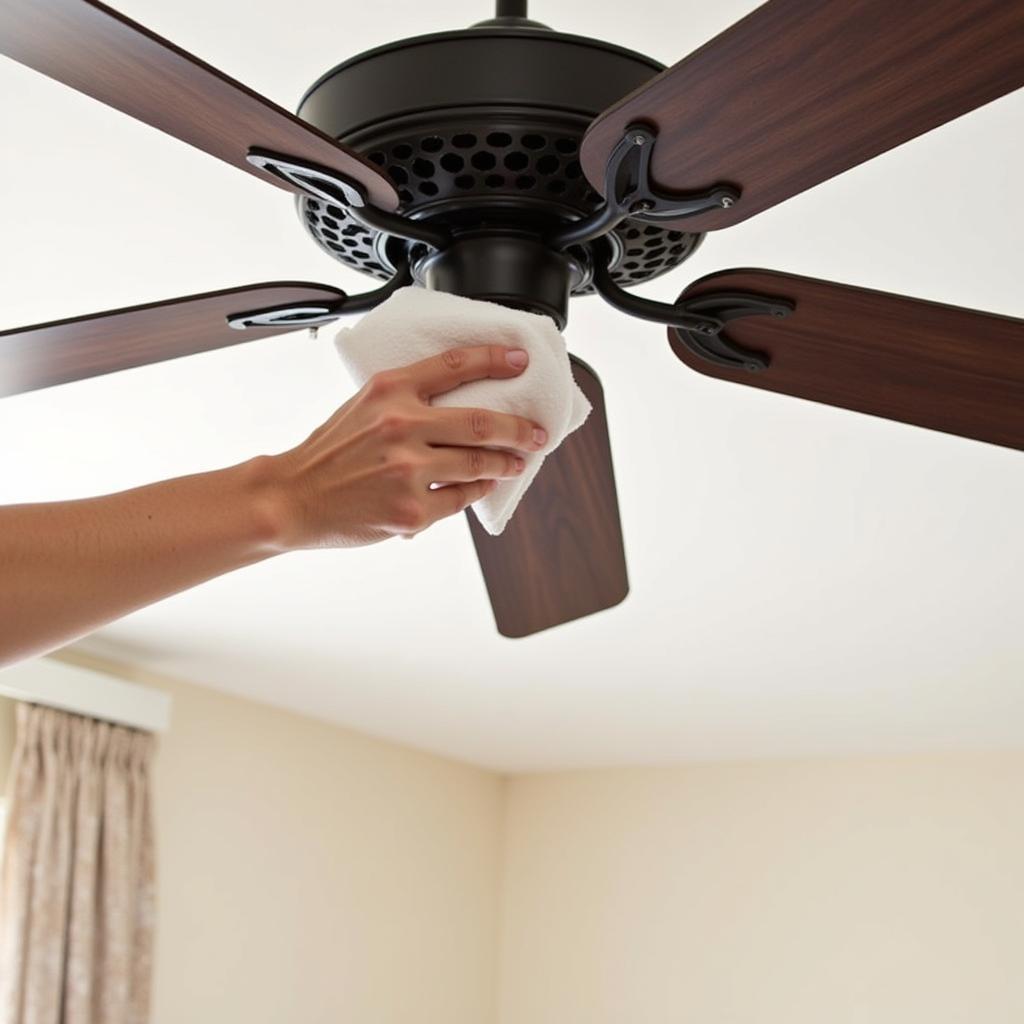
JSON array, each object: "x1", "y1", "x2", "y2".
[{"x1": 0, "y1": 345, "x2": 546, "y2": 667}]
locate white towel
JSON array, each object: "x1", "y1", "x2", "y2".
[{"x1": 335, "y1": 286, "x2": 591, "y2": 535}]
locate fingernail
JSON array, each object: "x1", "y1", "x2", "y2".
[
  {"x1": 514, "y1": 457, "x2": 525, "y2": 473},
  {"x1": 532, "y1": 427, "x2": 547, "y2": 447},
  {"x1": 506, "y1": 349, "x2": 529, "y2": 369}
]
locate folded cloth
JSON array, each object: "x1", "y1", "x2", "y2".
[{"x1": 335, "y1": 286, "x2": 591, "y2": 535}]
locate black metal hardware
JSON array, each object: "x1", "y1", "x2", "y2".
[
  {"x1": 248, "y1": 150, "x2": 366, "y2": 207},
  {"x1": 472, "y1": 0, "x2": 544, "y2": 27},
  {"x1": 414, "y1": 234, "x2": 586, "y2": 329},
  {"x1": 336, "y1": 258, "x2": 414, "y2": 314},
  {"x1": 495, "y1": 0, "x2": 527, "y2": 17},
  {"x1": 294, "y1": 26, "x2": 698, "y2": 291},
  {"x1": 547, "y1": 125, "x2": 739, "y2": 249},
  {"x1": 592, "y1": 252, "x2": 722, "y2": 335},
  {"x1": 227, "y1": 259, "x2": 413, "y2": 331},
  {"x1": 227, "y1": 304, "x2": 343, "y2": 330},
  {"x1": 350, "y1": 202, "x2": 451, "y2": 253},
  {"x1": 670, "y1": 293, "x2": 792, "y2": 372},
  {"x1": 590, "y1": 247, "x2": 791, "y2": 372},
  {"x1": 247, "y1": 149, "x2": 452, "y2": 251}
]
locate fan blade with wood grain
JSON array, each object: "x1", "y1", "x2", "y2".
[
  {"x1": 467, "y1": 356, "x2": 628, "y2": 638},
  {"x1": 0, "y1": 0, "x2": 398, "y2": 209},
  {"x1": 670, "y1": 270, "x2": 1024, "y2": 451},
  {"x1": 0, "y1": 283, "x2": 346, "y2": 397},
  {"x1": 580, "y1": 0, "x2": 1024, "y2": 232}
]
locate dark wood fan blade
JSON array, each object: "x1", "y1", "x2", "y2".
[
  {"x1": 580, "y1": 0, "x2": 1024, "y2": 231},
  {"x1": 671, "y1": 270, "x2": 1024, "y2": 450},
  {"x1": 0, "y1": 0, "x2": 398, "y2": 209},
  {"x1": 467, "y1": 356, "x2": 629, "y2": 638},
  {"x1": 0, "y1": 283, "x2": 346, "y2": 396}
]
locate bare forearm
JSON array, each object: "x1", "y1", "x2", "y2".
[
  {"x1": 0, "y1": 345, "x2": 542, "y2": 668},
  {"x1": 0, "y1": 457, "x2": 286, "y2": 667}
]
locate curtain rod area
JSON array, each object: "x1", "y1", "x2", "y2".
[{"x1": 0, "y1": 656, "x2": 171, "y2": 733}]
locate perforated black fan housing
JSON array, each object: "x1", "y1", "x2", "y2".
[{"x1": 296, "y1": 22, "x2": 703, "y2": 293}]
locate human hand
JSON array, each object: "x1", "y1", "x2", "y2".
[{"x1": 266, "y1": 345, "x2": 547, "y2": 549}]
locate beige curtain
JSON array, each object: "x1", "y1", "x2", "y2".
[{"x1": 0, "y1": 704, "x2": 156, "y2": 1024}]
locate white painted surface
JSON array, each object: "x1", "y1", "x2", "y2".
[
  {"x1": 1, "y1": 0, "x2": 1022, "y2": 770},
  {"x1": 0, "y1": 658, "x2": 171, "y2": 731}
]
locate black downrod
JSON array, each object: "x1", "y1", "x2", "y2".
[{"x1": 495, "y1": 0, "x2": 528, "y2": 16}]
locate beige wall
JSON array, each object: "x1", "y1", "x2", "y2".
[
  {"x1": 4, "y1": 672, "x2": 1024, "y2": 1024},
  {"x1": 0, "y1": 659, "x2": 504, "y2": 1024},
  {"x1": 498, "y1": 755, "x2": 1024, "y2": 1024}
]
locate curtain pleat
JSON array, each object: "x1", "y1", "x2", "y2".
[{"x1": 0, "y1": 704, "x2": 156, "y2": 1024}]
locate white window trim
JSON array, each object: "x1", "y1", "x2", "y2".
[{"x1": 0, "y1": 658, "x2": 171, "y2": 733}]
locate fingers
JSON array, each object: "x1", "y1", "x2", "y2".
[
  {"x1": 400, "y1": 476, "x2": 498, "y2": 539},
  {"x1": 403, "y1": 345, "x2": 530, "y2": 400},
  {"x1": 427, "y1": 446, "x2": 525, "y2": 484},
  {"x1": 424, "y1": 479, "x2": 496, "y2": 524},
  {"x1": 424, "y1": 406, "x2": 547, "y2": 452}
]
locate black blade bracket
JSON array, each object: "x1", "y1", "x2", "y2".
[
  {"x1": 226, "y1": 255, "x2": 413, "y2": 331},
  {"x1": 591, "y1": 247, "x2": 792, "y2": 372},
  {"x1": 546, "y1": 125, "x2": 739, "y2": 250},
  {"x1": 226, "y1": 304, "x2": 343, "y2": 330},
  {"x1": 670, "y1": 292, "x2": 794, "y2": 372},
  {"x1": 247, "y1": 150, "x2": 452, "y2": 251}
]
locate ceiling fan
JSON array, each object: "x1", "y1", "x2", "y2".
[{"x1": 1, "y1": 0, "x2": 1023, "y2": 638}]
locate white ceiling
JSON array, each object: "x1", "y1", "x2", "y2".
[{"x1": 2, "y1": 0, "x2": 1023, "y2": 773}]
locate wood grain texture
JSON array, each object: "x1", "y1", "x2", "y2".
[
  {"x1": 0, "y1": 283, "x2": 346, "y2": 396},
  {"x1": 672, "y1": 270, "x2": 1024, "y2": 450},
  {"x1": 468, "y1": 356, "x2": 629, "y2": 638},
  {"x1": 0, "y1": 0, "x2": 398, "y2": 209},
  {"x1": 580, "y1": 0, "x2": 1024, "y2": 231}
]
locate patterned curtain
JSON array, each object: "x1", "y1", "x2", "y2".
[{"x1": 0, "y1": 703, "x2": 156, "y2": 1024}]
